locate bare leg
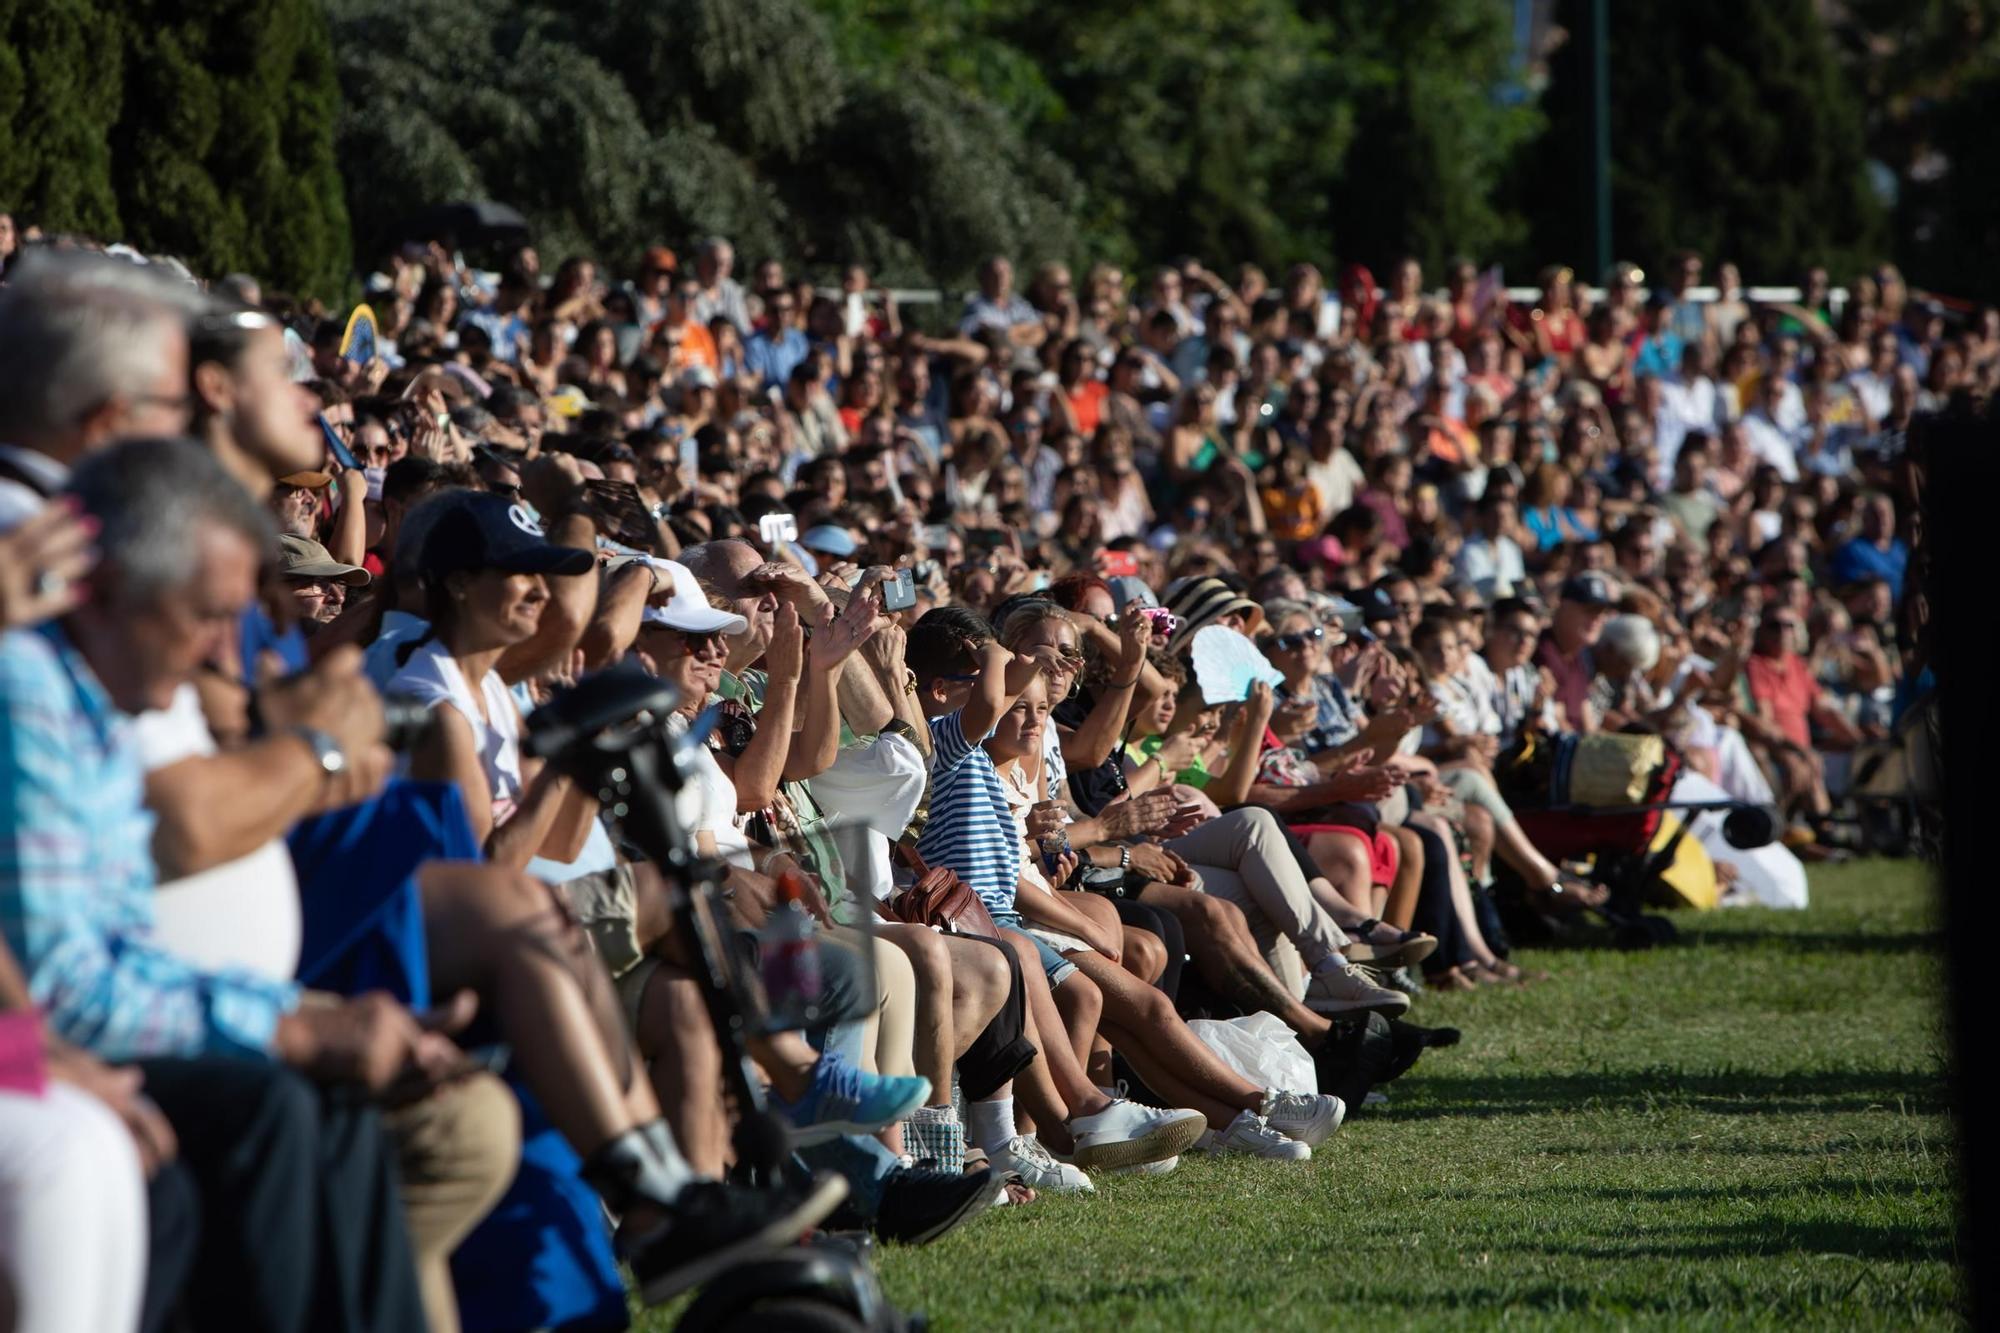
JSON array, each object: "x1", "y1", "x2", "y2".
[
  {"x1": 1122, "y1": 926, "x2": 1167, "y2": 985},
  {"x1": 1050, "y1": 959, "x2": 1103, "y2": 1071},
  {"x1": 1067, "y1": 953, "x2": 1263, "y2": 1131},
  {"x1": 421, "y1": 863, "x2": 657, "y2": 1159},
  {"x1": 1490, "y1": 814, "x2": 1563, "y2": 888},
  {"x1": 634, "y1": 966, "x2": 728, "y2": 1177},
  {"x1": 938, "y1": 935, "x2": 1011, "y2": 1062},
  {"x1": 1407, "y1": 811, "x2": 1499, "y2": 968},
  {"x1": 1382, "y1": 825, "x2": 1424, "y2": 930},
  {"x1": 1301, "y1": 833, "x2": 1375, "y2": 924},
  {"x1": 1462, "y1": 803, "x2": 1497, "y2": 884},
  {"x1": 998, "y1": 930, "x2": 1113, "y2": 1151},
  {"x1": 879, "y1": 923, "x2": 956, "y2": 1105},
  {"x1": 1137, "y1": 883, "x2": 1331, "y2": 1045}
]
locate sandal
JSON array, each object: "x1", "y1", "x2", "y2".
[
  {"x1": 1343, "y1": 919, "x2": 1440, "y2": 970},
  {"x1": 1424, "y1": 966, "x2": 1479, "y2": 992}
]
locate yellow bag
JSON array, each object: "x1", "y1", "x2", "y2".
[
  {"x1": 1645, "y1": 814, "x2": 1719, "y2": 910},
  {"x1": 1567, "y1": 733, "x2": 1667, "y2": 806}
]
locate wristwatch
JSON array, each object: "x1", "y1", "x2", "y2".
[{"x1": 291, "y1": 726, "x2": 347, "y2": 780}]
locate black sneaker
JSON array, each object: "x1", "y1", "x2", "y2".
[
  {"x1": 627, "y1": 1174, "x2": 849, "y2": 1305},
  {"x1": 871, "y1": 1166, "x2": 1006, "y2": 1246}
]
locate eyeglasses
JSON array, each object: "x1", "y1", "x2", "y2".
[
  {"x1": 1271, "y1": 627, "x2": 1325, "y2": 651},
  {"x1": 132, "y1": 391, "x2": 192, "y2": 415}
]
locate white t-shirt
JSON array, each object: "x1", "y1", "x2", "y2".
[
  {"x1": 134, "y1": 684, "x2": 303, "y2": 980},
  {"x1": 809, "y1": 731, "x2": 928, "y2": 902},
  {"x1": 389, "y1": 640, "x2": 524, "y2": 826},
  {"x1": 670, "y1": 715, "x2": 753, "y2": 866}
]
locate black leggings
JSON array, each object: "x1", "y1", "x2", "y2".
[
  {"x1": 1109, "y1": 895, "x2": 1185, "y2": 1002},
  {"x1": 1405, "y1": 822, "x2": 1475, "y2": 972}
]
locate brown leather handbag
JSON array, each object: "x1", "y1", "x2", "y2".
[{"x1": 887, "y1": 844, "x2": 1002, "y2": 940}]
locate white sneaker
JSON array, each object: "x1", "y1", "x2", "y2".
[
  {"x1": 1198, "y1": 1110, "x2": 1311, "y2": 1161},
  {"x1": 1105, "y1": 1155, "x2": 1179, "y2": 1177},
  {"x1": 1066, "y1": 1099, "x2": 1207, "y2": 1170},
  {"x1": 990, "y1": 1136, "x2": 1094, "y2": 1193},
  {"x1": 1260, "y1": 1088, "x2": 1346, "y2": 1147},
  {"x1": 1304, "y1": 962, "x2": 1411, "y2": 1015}
]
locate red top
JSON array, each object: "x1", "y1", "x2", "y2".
[
  {"x1": 1534, "y1": 638, "x2": 1596, "y2": 732},
  {"x1": 1745, "y1": 652, "x2": 1818, "y2": 749}
]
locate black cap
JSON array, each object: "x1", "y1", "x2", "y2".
[
  {"x1": 1559, "y1": 572, "x2": 1616, "y2": 608},
  {"x1": 1356, "y1": 585, "x2": 1401, "y2": 623},
  {"x1": 417, "y1": 492, "x2": 596, "y2": 578}
]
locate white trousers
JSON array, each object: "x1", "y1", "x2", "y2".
[{"x1": 0, "y1": 1083, "x2": 149, "y2": 1333}]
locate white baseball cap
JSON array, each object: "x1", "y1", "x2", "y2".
[{"x1": 639, "y1": 558, "x2": 748, "y2": 635}]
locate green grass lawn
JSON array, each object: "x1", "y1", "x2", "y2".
[{"x1": 647, "y1": 859, "x2": 1963, "y2": 1330}]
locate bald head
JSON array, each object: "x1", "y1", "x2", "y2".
[{"x1": 680, "y1": 538, "x2": 761, "y2": 594}]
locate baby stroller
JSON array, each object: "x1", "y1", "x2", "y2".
[{"x1": 1490, "y1": 729, "x2": 1779, "y2": 949}]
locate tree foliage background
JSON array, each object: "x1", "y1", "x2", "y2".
[
  {"x1": 0, "y1": 0, "x2": 349, "y2": 296},
  {"x1": 2, "y1": 0, "x2": 1998, "y2": 299}
]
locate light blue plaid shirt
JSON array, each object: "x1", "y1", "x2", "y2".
[{"x1": 0, "y1": 624, "x2": 297, "y2": 1061}]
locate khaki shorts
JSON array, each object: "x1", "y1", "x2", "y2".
[{"x1": 557, "y1": 864, "x2": 659, "y2": 1032}]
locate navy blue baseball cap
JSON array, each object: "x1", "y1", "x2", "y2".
[
  {"x1": 416, "y1": 492, "x2": 596, "y2": 578},
  {"x1": 1559, "y1": 572, "x2": 1616, "y2": 608},
  {"x1": 1355, "y1": 585, "x2": 1401, "y2": 624}
]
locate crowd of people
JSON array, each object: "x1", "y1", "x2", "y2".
[{"x1": 0, "y1": 220, "x2": 1946, "y2": 1332}]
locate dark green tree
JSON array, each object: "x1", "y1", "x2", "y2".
[
  {"x1": 0, "y1": 0, "x2": 349, "y2": 297},
  {"x1": 1823, "y1": 0, "x2": 2000, "y2": 296},
  {"x1": 112, "y1": 0, "x2": 352, "y2": 297},
  {"x1": 1311, "y1": 0, "x2": 1542, "y2": 275},
  {"x1": 1518, "y1": 0, "x2": 1886, "y2": 281},
  {"x1": 0, "y1": 0, "x2": 126, "y2": 238}
]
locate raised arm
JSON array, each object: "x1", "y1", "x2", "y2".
[{"x1": 1202, "y1": 682, "x2": 1277, "y2": 808}]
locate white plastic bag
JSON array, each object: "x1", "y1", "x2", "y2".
[{"x1": 1187, "y1": 1012, "x2": 1316, "y2": 1096}]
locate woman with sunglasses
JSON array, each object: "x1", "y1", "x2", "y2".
[{"x1": 1080, "y1": 639, "x2": 1412, "y2": 1020}]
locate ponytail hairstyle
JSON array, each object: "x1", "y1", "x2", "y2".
[{"x1": 393, "y1": 572, "x2": 457, "y2": 669}]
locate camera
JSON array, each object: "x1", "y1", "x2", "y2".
[{"x1": 382, "y1": 696, "x2": 436, "y2": 752}]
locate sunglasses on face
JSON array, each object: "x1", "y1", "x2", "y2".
[
  {"x1": 670, "y1": 630, "x2": 726, "y2": 654},
  {"x1": 1271, "y1": 627, "x2": 1326, "y2": 651}
]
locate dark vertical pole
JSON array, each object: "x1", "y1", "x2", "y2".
[{"x1": 1586, "y1": 0, "x2": 1612, "y2": 280}]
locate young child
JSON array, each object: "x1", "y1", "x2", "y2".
[{"x1": 906, "y1": 607, "x2": 1208, "y2": 1176}]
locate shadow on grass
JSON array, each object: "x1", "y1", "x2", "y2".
[
  {"x1": 1668, "y1": 927, "x2": 1943, "y2": 956},
  {"x1": 1390, "y1": 1068, "x2": 1946, "y2": 1121},
  {"x1": 1492, "y1": 1217, "x2": 1954, "y2": 1266},
  {"x1": 1422, "y1": 1178, "x2": 1943, "y2": 1208}
]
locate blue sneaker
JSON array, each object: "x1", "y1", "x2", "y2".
[{"x1": 775, "y1": 1054, "x2": 931, "y2": 1146}]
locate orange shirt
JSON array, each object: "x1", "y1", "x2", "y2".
[
  {"x1": 659, "y1": 319, "x2": 719, "y2": 372},
  {"x1": 1261, "y1": 483, "x2": 1323, "y2": 542}
]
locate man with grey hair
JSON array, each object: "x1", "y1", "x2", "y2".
[
  {"x1": 0, "y1": 437, "x2": 455, "y2": 1332},
  {"x1": 688, "y1": 236, "x2": 750, "y2": 335},
  {"x1": 0, "y1": 249, "x2": 204, "y2": 529}
]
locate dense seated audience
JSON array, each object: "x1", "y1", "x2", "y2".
[{"x1": 0, "y1": 228, "x2": 1945, "y2": 1330}]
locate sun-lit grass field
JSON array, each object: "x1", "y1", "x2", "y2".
[{"x1": 644, "y1": 859, "x2": 1961, "y2": 1330}]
